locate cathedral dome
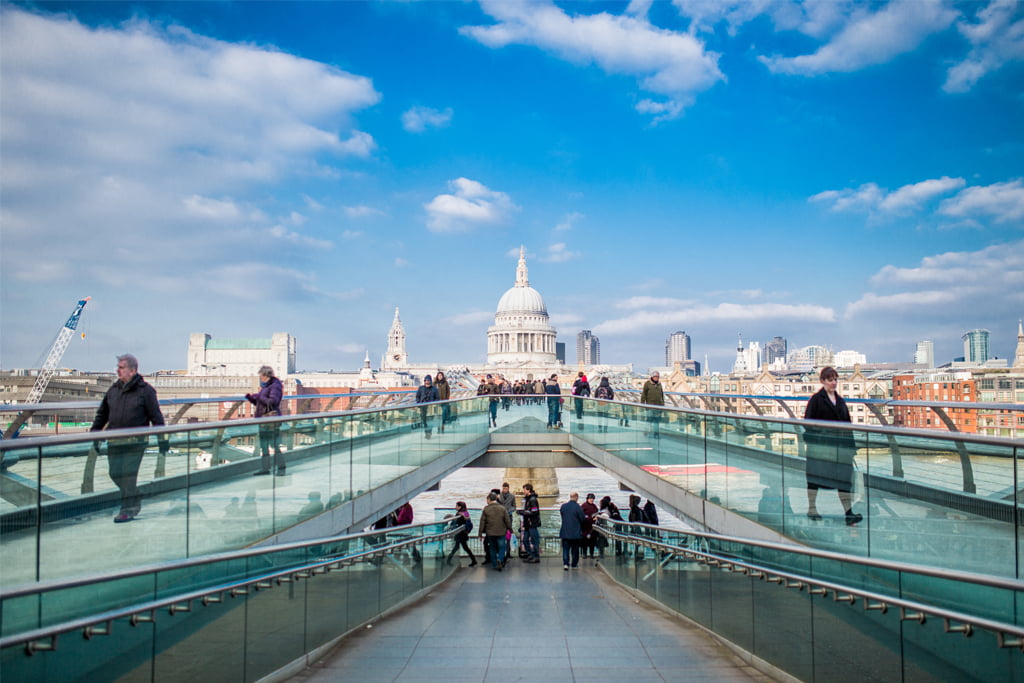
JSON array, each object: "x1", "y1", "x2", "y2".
[{"x1": 496, "y1": 285, "x2": 547, "y2": 316}]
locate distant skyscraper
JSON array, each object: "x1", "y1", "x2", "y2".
[
  {"x1": 665, "y1": 331, "x2": 691, "y2": 365},
  {"x1": 555, "y1": 342, "x2": 566, "y2": 364},
  {"x1": 576, "y1": 330, "x2": 600, "y2": 365},
  {"x1": 914, "y1": 340, "x2": 934, "y2": 368},
  {"x1": 764, "y1": 337, "x2": 787, "y2": 366},
  {"x1": 962, "y1": 329, "x2": 990, "y2": 364}
]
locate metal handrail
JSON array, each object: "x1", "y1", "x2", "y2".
[
  {"x1": 597, "y1": 525, "x2": 1024, "y2": 649},
  {"x1": 1, "y1": 523, "x2": 460, "y2": 654},
  {"x1": 2, "y1": 394, "x2": 1018, "y2": 455},
  {"x1": 600, "y1": 519, "x2": 1024, "y2": 592}
]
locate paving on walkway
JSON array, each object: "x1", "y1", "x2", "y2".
[{"x1": 289, "y1": 557, "x2": 775, "y2": 683}]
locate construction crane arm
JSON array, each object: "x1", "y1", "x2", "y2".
[{"x1": 25, "y1": 297, "x2": 91, "y2": 405}]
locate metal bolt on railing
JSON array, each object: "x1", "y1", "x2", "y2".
[
  {"x1": 230, "y1": 587, "x2": 249, "y2": 597},
  {"x1": 864, "y1": 599, "x2": 888, "y2": 614},
  {"x1": 130, "y1": 611, "x2": 155, "y2": 626},
  {"x1": 786, "y1": 581, "x2": 805, "y2": 590},
  {"x1": 997, "y1": 633, "x2": 1024, "y2": 650},
  {"x1": 168, "y1": 601, "x2": 192, "y2": 615},
  {"x1": 833, "y1": 593, "x2": 857, "y2": 604},
  {"x1": 808, "y1": 586, "x2": 827, "y2": 596},
  {"x1": 202, "y1": 593, "x2": 223, "y2": 606},
  {"x1": 25, "y1": 635, "x2": 58, "y2": 656},
  {"x1": 900, "y1": 608, "x2": 926, "y2": 624},
  {"x1": 83, "y1": 622, "x2": 111, "y2": 639},
  {"x1": 943, "y1": 619, "x2": 973, "y2": 637}
]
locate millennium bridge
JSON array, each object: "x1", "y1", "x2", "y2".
[{"x1": 1, "y1": 394, "x2": 1022, "y2": 681}]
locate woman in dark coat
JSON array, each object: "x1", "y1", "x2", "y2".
[
  {"x1": 804, "y1": 366, "x2": 862, "y2": 525},
  {"x1": 446, "y1": 501, "x2": 477, "y2": 566},
  {"x1": 247, "y1": 365, "x2": 284, "y2": 476}
]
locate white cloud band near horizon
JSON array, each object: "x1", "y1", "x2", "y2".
[{"x1": 594, "y1": 301, "x2": 837, "y2": 336}]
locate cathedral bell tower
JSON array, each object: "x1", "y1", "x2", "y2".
[{"x1": 382, "y1": 307, "x2": 408, "y2": 370}]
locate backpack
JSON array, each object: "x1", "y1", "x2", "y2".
[
  {"x1": 463, "y1": 514, "x2": 473, "y2": 535},
  {"x1": 595, "y1": 385, "x2": 612, "y2": 399}
]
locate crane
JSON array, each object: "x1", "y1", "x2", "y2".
[{"x1": 25, "y1": 297, "x2": 91, "y2": 405}]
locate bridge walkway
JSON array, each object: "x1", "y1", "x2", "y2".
[{"x1": 290, "y1": 561, "x2": 769, "y2": 683}]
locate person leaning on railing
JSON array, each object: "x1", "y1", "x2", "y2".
[{"x1": 247, "y1": 365, "x2": 284, "y2": 476}]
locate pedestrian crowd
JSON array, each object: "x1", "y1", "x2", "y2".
[{"x1": 445, "y1": 482, "x2": 661, "y2": 571}]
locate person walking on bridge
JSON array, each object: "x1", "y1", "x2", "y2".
[
  {"x1": 572, "y1": 372, "x2": 591, "y2": 428},
  {"x1": 479, "y1": 492, "x2": 511, "y2": 571},
  {"x1": 640, "y1": 371, "x2": 664, "y2": 437},
  {"x1": 434, "y1": 371, "x2": 451, "y2": 431},
  {"x1": 519, "y1": 483, "x2": 541, "y2": 563},
  {"x1": 559, "y1": 492, "x2": 586, "y2": 570},
  {"x1": 91, "y1": 354, "x2": 168, "y2": 523},
  {"x1": 415, "y1": 374, "x2": 439, "y2": 438},
  {"x1": 804, "y1": 366, "x2": 862, "y2": 526},
  {"x1": 545, "y1": 373, "x2": 562, "y2": 429}
]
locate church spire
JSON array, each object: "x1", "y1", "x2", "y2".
[
  {"x1": 515, "y1": 245, "x2": 529, "y2": 288},
  {"x1": 1014, "y1": 318, "x2": 1024, "y2": 369}
]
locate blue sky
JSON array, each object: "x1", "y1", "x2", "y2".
[{"x1": 2, "y1": 0, "x2": 1022, "y2": 375}]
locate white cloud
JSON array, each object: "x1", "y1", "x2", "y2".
[
  {"x1": 341, "y1": 229, "x2": 363, "y2": 239},
  {"x1": 394, "y1": 258, "x2": 409, "y2": 268},
  {"x1": 344, "y1": 205, "x2": 385, "y2": 218},
  {"x1": 401, "y1": 105, "x2": 453, "y2": 133},
  {"x1": 810, "y1": 176, "x2": 967, "y2": 218},
  {"x1": 424, "y1": 177, "x2": 518, "y2": 232},
  {"x1": 674, "y1": 0, "x2": 854, "y2": 39},
  {"x1": 846, "y1": 240, "x2": 1024, "y2": 320},
  {"x1": 540, "y1": 243, "x2": 580, "y2": 263},
  {"x1": 0, "y1": 7, "x2": 379, "y2": 285},
  {"x1": 615, "y1": 296, "x2": 695, "y2": 309},
  {"x1": 461, "y1": 0, "x2": 724, "y2": 121},
  {"x1": 944, "y1": 0, "x2": 1024, "y2": 93},
  {"x1": 183, "y1": 195, "x2": 242, "y2": 220},
  {"x1": 554, "y1": 212, "x2": 583, "y2": 232},
  {"x1": 595, "y1": 301, "x2": 836, "y2": 335},
  {"x1": 267, "y1": 224, "x2": 333, "y2": 249},
  {"x1": 938, "y1": 179, "x2": 1024, "y2": 223},
  {"x1": 879, "y1": 177, "x2": 967, "y2": 214},
  {"x1": 759, "y1": 0, "x2": 957, "y2": 75}
]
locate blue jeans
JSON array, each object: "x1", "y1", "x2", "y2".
[
  {"x1": 524, "y1": 526, "x2": 540, "y2": 559},
  {"x1": 486, "y1": 536, "x2": 506, "y2": 568},
  {"x1": 547, "y1": 399, "x2": 560, "y2": 426},
  {"x1": 489, "y1": 401, "x2": 498, "y2": 424},
  {"x1": 561, "y1": 538, "x2": 580, "y2": 567}
]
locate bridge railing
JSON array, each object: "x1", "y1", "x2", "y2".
[
  {"x1": 570, "y1": 397, "x2": 1022, "y2": 578},
  {"x1": 0, "y1": 397, "x2": 492, "y2": 587},
  {"x1": 614, "y1": 388, "x2": 1024, "y2": 435},
  {"x1": 596, "y1": 519, "x2": 1024, "y2": 682},
  {"x1": 0, "y1": 521, "x2": 461, "y2": 683}
]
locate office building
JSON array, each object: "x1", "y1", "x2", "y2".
[
  {"x1": 764, "y1": 337, "x2": 787, "y2": 366},
  {"x1": 962, "y1": 329, "x2": 990, "y2": 364},
  {"x1": 914, "y1": 341, "x2": 935, "y2": 368},
  {"x1": 665, "y1": 331, "x2": 691, "y2": 365},
  {"x1": 576, "y1": 330, "x2": 600, "y2": 365}
]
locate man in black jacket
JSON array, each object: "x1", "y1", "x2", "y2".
[
  {"x1": 91, "y1": 354, "x2": 167, "y2": 523},
  {"x1": 518, "y1": 484, "x2": 541, "y2": 563}
]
